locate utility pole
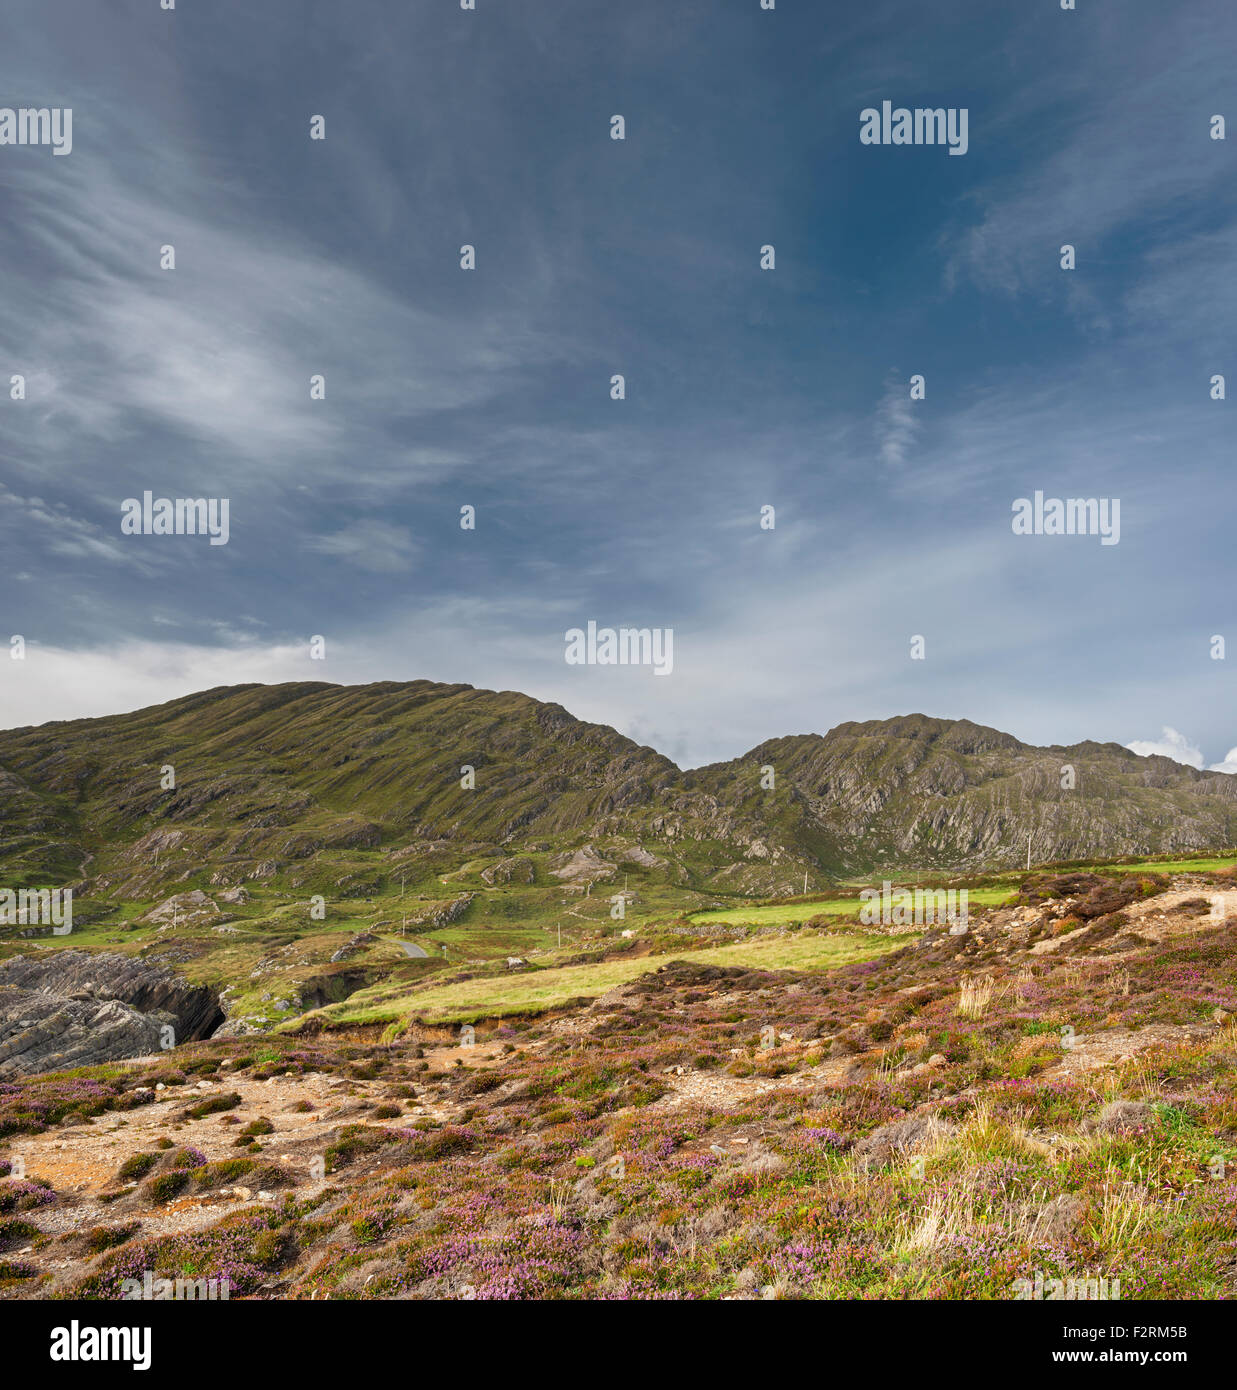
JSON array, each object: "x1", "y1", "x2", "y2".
[
  {"x1": 1027, "y1": 833, "x2": 1032, "y2": 871},
  {"x1": 803, "y1": 870, "x2": 809, "y2": 895}
]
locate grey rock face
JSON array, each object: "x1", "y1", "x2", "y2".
[{"x1": 0, "y1": 950, "x2": 225, "y2": 1077}]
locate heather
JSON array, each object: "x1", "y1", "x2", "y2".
[{"x1": 4, "y1": 879, "x2": 1236, "y2": 1300}]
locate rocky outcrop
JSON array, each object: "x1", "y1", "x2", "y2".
[
  {"x1": 549, "y1": 845, "x2": 616, "y2": 884},
  {"x1": 428, "y1": 894, "x2": 473, "y2": 927},
  {"x1": 0, "y1": 950, "x2": 225, "y2": 1077},
  {"x1": 0, "y1": 994, "x2": 175, "y2": 1078},
  {"x1": 480, "y1": 856, "x2": 535, "y2": 885},
  {"x1": 330, "y1": 931, "x2": 377, "y2": 962},
  {"x1": 617, "y1": 845, "x2": 668, "y2": 870},
  {"x1": 141, "y1": 889, "x2": 220, "y2": 927}
]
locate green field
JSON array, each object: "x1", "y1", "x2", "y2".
[
  {"x1": 689, "y1": 885, "x2": 1017, "y2": 927},
  {"x1": 1102, "y1": 856, "x2": 1237, "y2": 875},
  {"x1": 301, "y1": 929, "x2": 911, "y2": 1027}
]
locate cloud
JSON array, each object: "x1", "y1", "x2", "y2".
[
  {"x1": 941, "y1": 7, "x2": 1237, "y2": 339},
  {"x1": 1125, "y1": 727, "x2": 1204, "y2": 769},
  {"x1": 0, "y1": 486, "x2": 154, "y2": 574},
  {"x1": 876, "y1": 381, "x2": 921, "y2": 469},
  {"x1": 1207, "y1": 747, "x2": 1237, "y2": 776},
  {"x1": 309, "y1": 521, "x2": 420, "y2": 574},
  {"x1": 0, "y1": 145, "x2": 569, "y2": 503}
]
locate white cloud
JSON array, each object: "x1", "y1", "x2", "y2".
[
  {"x1": 1207, "y1": 747, "x2": 1237, "y2": 776},
  {"x1": 0, "y1": 152, "x2": 567, "y2": 501},
  {"x1": 1125, "y1": 727, "x2": 1204, "y2": 769},
  {"x1": 1124, "y1": 731, "x2": 1237, "y2": 776}
]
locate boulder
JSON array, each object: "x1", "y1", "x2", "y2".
[{"x1": 141, "y1": 890, "x2": 219, "y2": 927}]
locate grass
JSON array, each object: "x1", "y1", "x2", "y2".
[
  {"x1": 1099, "y1": 856, "x2": 1237, "y2": 876},
  {"x1": 956, "y1": 975, "x2": 997, "y2": 1020},
  {"x1": 303, "y1": 929, "x2": 911, "y2": 1026},
  {"x1": 690, "y1": 886, "x2": 1016, "y2": 927}
]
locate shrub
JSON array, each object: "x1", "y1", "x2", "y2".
[
  {"x1": 0, "y1": 1217, "x2": 39, "y2": 1249},
  {"x1": 84, "y1": 1222, "x2": 141, "y2": 1254},
  {"x1": 191, "y1": 1158, "x2": 255, "y2": 1189},
  {"x1": 0, "y1": 1179, "x2": 55, "y2": 1213},
  {"x1": 117, "y1": 1152, "x2": 160, "y2": 1182},
  {"x1": 145, "y1": 1171, "x2": 190, "y2": 1203},
  {"x1": 163, "y1": 1146, "x2": 207, "y2": 1171},
  {"x1": 184, "y1": 1092, "x2": 241, "y2": 1120}
]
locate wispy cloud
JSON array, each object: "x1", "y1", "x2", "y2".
[
  {"x1": 0, "y1": 486, "x2": 154, "y2": 573},
  {"x1": 876, "y1": 379, "x2": 921, "y2": 469},
  {"x1": 310, "y1": 520, "x2": 419, "y2": 574}
]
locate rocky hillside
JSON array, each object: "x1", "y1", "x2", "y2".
[
  {"x1": 0, "y1": 685, "x2": 1235, "y2": 891},
  {"x1": 689, "y1": 713, "x2": 1237, "y2": 872}
]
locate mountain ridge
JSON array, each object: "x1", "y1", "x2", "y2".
[{"x1": 0, "y1": 680, "x2": 1234, "y2": 892}]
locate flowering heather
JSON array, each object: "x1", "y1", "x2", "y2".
[
  {"x1": 166, "y1": 1145, "x2": 208, "y2": 1170},
  {"x1": 0, "y1": 1179, "x2": 56, "y2": 1213},
  {"x1": 801, "y1": 1127, "x2": 847, "y2": 1148},
  {"x1": 70, "y1": 1213, "x2": 280, "y2": 1299},
  {"x1": 8, "y1": 885, "x2": 1237, "y2": 1301},
  {"x1": 0, "y1": 1077, "x2": 126, "y2": 1138},
  {"x1": 410, "y1": 1214, "x2": 590, "y2": 1299}
]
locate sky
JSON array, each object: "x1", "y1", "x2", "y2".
[{"x1": 1, "y1": 0, "x2": 1234, "y2": 770}]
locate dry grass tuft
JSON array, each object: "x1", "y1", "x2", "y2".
[{"x1": 956, "y1": 974, "x2": 996, "y2": 1019}]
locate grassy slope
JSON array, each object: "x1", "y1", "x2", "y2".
[{"x1": 303, "y1": 930, "x2": 910, "y2": 1026}]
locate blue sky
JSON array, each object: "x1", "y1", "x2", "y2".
[{"x1": 1, "y1": 0, "x2": 1234, "y2": 769}]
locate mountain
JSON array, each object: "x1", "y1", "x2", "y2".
[
  {"x1": 687, "y1": 713, "x2": 1237, "y2": 873},
  {"x1": 0, "y1": 682, "x2": 1234, "y2": 898}
]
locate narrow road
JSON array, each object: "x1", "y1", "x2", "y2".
[{"x1": 387, "y1": 939, "x2": 429, "y2": 958}]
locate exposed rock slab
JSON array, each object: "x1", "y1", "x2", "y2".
[{"x1": 0, "y1": 950, "x2": 224, "y2": 1077}]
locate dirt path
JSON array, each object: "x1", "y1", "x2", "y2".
[{"x1": 6, "y1": 1065, "x2": 426, "y2": 1284}]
